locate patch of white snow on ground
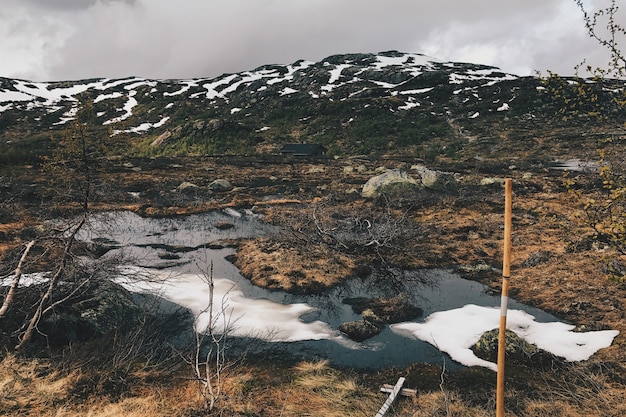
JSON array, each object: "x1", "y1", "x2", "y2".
[
  {"x1": 328, "y1": 64, "x2": 351, "y2": 84},
  {"x1": 102, "y1": 90, "x2": 138, "y2": 125},
  {"x1": 94, "y1": 92, "x2": 123, "y2": 103},
  {"x1": 279, "y1": 87, "x2": 298, "y2": 96},
  {"x1": 53, "y1": 106, "x2": 79, "y2": 125},
  {"x1": 391, "y1": 304, "x2": 619, "y2": 371},
  {"x1": 116, "y1": 270, "x2": 340, "y2": 342},
  {"x1": 111, "y1": 116, "x2": 170, "y2": 135},
  {"x1": 399, "y1": 101, "x2": 420, "y2": 110}
]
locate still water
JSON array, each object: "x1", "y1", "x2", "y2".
[{"x1": 78, "y1": 210, "x2": 559, "y2": 370}]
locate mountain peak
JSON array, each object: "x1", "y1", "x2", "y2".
[{"x1": 0, "y1": 51, "x2": 620, "y2": 162}]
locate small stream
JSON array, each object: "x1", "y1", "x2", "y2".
[{"x1": 78, "y1": 210, "x2": 561, "y2": 370}]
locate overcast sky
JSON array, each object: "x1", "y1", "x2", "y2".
[{"x1": 0, "y1": 0, "x2": 619, "y2": 82}]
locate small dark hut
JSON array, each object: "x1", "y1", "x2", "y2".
[{"x1": 279, "y1": 144, "x2": 327, "y2": 158}]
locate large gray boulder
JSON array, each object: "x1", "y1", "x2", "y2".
[
  {"x1": 361, "y1": 169, "x2": 419, "y2": 197},
  {"x1": 471, "y1": 328, "x2": 560, "y2": 366},
  {"x1": 208, "y1": 179, "x2": 233, "y2": 192},
  {"x1": 40, "y1": 280, "x2": 142, "y2": 345},
  {"x1": 177, "y1": 181, "x2": 199, "y2": 192},
  {"x1": 411, "y1": 164, "x2": 457, "y2": 190}
]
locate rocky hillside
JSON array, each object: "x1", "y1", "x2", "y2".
[{"x1": 1, "y1": 50, "x2": 624, "y2": 163}]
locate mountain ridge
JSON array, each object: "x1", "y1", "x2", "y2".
[{"x1": 0, "y1": 50, "x2": 623, "y2": 163}]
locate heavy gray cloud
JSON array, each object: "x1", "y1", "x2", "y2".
[
  {"x1": 0, "y1": 0, "x2": 618, "y2": 81},
  {"x1": 23, "y1": 0, "x2": 138, "y2": 11}
]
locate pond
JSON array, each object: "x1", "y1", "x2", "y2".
[{"x1": 78, "y1": 210, "x2": 565, "y2": 370}]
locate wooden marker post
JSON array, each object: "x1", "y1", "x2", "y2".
[{"x1": 496, "y1": 178, "x2": 512, "y2": 417}]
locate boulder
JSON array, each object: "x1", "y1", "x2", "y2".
[
  {"x1": 339, "y1": 320, "x2": 383, "y2": 342},
  {"x1": 339, "y1": 295, "x2": 423, "y2": 342},
  {"x1": 150, "y1": 131, "x2": 172, "y2": 147},
  {"x1": 343, "y1": 296, "x2": 423, "y2": 323},
  {"x1": 208, "y1": 179, "x2": 233, "y2": 192},
  {"x1": 471, "y1": 328, "x2": 559, "y2": 366},
  {"x1": 411, "y1": 164, "x2": 457, "y2": 190},
  {"x1": 522, "y1": 251, "x2": 553, "y2": 267},
  {"x1": 216, "y1": 221, "x2": 235, "y2": 230},
  {"x1": 40, "y1": 280, "x2": 142, "y2": 345},
  {"x1": 361, "y1": 169, "x2": 419, "y2": 198},
  {"x1": 457, "y1": 262, "x2": 498, "y2": 279},
  {"x1": 480, "y1": 177, "x2": 505, "y2": 186},
  {"x1": 177, "y1": 181, "x2": 198, "y2": 191}
]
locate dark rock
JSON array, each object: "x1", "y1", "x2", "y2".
[
  {"x1": 216, "y1": 221, "x2": 235, "y2": 230},
  {"x1": 19, "y1": 227, "x2": 40, "y2": 240},
  {"x1": 208, "y1": 179, "x2": 233, "y2": 192},
  {"x1": 40, "y1": 280, "x2": 142, "y2": 346},
  {"x1": 352, "y1": 264, "x2": 372, "y2": 278},
  {"x1": 457, "y1": 262, "x2": 498, "y2": 279},
  {"x1": 343, "y1": 295, "x2": 423, "y2": 324},
  {"x1": 471, "y1": 328, "x2": 561, "y2": 366},
  {"x1": 472, "y1": 329, "x2": 537, "y2": 361},
  {"x1": 73, "y1": 241, "x2": 118, "y2": 258},
  {"x1": 339, "y1": 320, "x2": 384, "y2": 342},
  {"x1": 603, "y1": 259, "x2": 626, "y2": 280},
  {"x1": 157, "y1": 252, "x2": 181, "y2": 260},
  {"x1": 177, "y1": 181, "x2": 199, "y2": 192}
]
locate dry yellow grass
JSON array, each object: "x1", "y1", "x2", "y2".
[
  {"x1": 0, "y1": 354, "x2": 76, "y2": 414},
  {"x1": 409, "y1": 391, "x2": 491, "y2": 417},
  {"x1": 3, "y1": 160, "x2": 626, "y2": 417},
  {"x1": 234, "y1": 238, "x2": 356, "y2": 292},
  {"x1": 278, "y1": 360, "x2": 376, "y2": 417},
  {"x1": 3, "y1": 351, "x2": 626, "y2": 416}
]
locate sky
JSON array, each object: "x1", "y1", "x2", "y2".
[{"x1": 0, "y1": 0, "x2": 619, "y2": 82}]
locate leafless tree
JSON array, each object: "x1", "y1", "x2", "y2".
[
  {"x1": 0, "y1": 101, "x2": 112, "y2": 349},
  {"x1": 188, "y1": 258, "x2": 239, "y2": 411}
]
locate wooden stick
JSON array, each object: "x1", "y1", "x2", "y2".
[
  {"x1": 496, "y1": 178, "x2": 512, "y2": 417},
  {"x1": 380, "y1": 384, "x2": 416, "y2": 397},
  {"x1": 375, "y1": 377, "x2": 405, "y2": 417}
]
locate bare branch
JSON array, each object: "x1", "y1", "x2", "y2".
[
  {"x1": 16, "y1": 214, "x2": 87, "y2": 350},
  {"x1": 0, "y1": 240, "x2": 36, "y2": 318}
]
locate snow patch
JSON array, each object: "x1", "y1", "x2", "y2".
[
  {"x1": 279, "y1": 87, "x2": 298, "y2": 96},
  {"x1": 328, "y1": 64, "x2": 351, "y2": 84},
  {"x1": 497, "y1": 103, "x2": 510, "y2": 111},
  {"x1": 102, "y1": 91, "x2": 138, "y2": 125},
  {"x1": 93, "y1": 92, "x2": 123, "y2": 103},
  {"x1": 391, "y1": 304, "x2": 619, "y2": 371}
]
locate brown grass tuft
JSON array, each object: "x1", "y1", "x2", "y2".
[{"x1": 0, "y1": 354, "x2": 76, "y2": 414}]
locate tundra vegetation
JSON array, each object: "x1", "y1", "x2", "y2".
[{"x1": 2, "y1": 2, "x2": 626, "y2": 416}]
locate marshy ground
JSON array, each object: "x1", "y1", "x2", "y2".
[{"x1": 1, "y1": 155, "x2": 625, "y2": 416}]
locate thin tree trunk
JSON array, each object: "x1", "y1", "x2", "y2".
[
  {"x1": 0, "y1": 240, "x2": 36, "y2": 318},
  {"x1": 16, "y1": 216, "x2": 86, "y2": 350}
]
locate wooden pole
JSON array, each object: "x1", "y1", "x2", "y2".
[
  {"x1": 496, "y1": 178, "x2": 512, "y2": 417},
  {"x1": 375, "y1": 377, "x2": 405, "y2": 417}
]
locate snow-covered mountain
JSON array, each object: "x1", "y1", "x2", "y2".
[{"x1": 0, "y1": 51, "x2": 621, "y2": 160}]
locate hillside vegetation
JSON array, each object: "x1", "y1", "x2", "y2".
[
  {"x1": 1, "y1": 51, "x2": 624, "y2": 163},
  {"x1": 1, "y1": 51, "x2": 626, "y2": 416}
]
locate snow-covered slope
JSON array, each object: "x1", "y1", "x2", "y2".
[{"x1": 0, "y1": 50, "x2": 620, "y2": 158}]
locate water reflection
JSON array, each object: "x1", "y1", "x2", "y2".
[{"x1": 77, "y1": 210, "x2": 560, "y2": 370}]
